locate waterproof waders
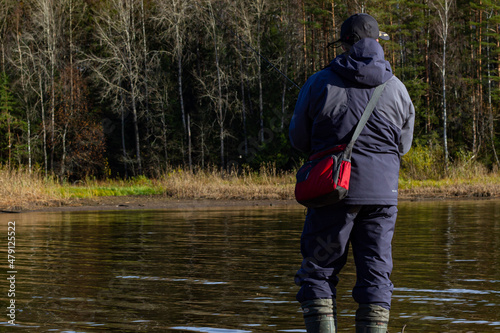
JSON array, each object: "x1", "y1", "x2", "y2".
[
  {"x1": 301, "y1": 299, "x2": 337, "y2": 333},
  {"x1": 355, "y1": 304, "x2": 389, "y2": 333}
]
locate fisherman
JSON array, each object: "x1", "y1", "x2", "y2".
[{"x1": 289, "y1": 13, "x2": 415, "y2": 333}]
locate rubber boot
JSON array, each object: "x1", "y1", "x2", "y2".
[
  {"x1": 300, "y1": 299, "x2": 336, "y2": 333},
  {"x1": 355, "y1": 304, "x2": 390, "y2": 333}
]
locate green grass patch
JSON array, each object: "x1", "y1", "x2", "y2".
[
  {"x1": 57, "y1": 176, "x2": 165, "y2": 198},
  {"x1": 58, "y1": 185, "x2": 165, "y2": 198}
]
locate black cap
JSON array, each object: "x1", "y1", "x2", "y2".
[{"x1": 329, "y1": 13, "x2": 389, "y2": 47}]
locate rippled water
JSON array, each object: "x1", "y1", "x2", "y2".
[{"x1": 0, "y1": 199, "x2": 499, "y2": 332}]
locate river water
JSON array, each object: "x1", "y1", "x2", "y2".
[{"x1": 0, "y1": 199, "x2": 499, "y2": 332}]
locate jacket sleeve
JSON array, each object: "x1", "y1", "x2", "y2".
[
  {"x1": 289, "y1": 80, "x2": 313, "y2": 153},
  {"x1": 399, "y1": 93, "x2": 415, "y2": 155}
]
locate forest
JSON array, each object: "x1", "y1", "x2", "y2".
[{"x1": 0, "y1": 0, "x2": 499, "y2": 180}]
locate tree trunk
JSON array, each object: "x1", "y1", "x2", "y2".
[
  {"x1": 281, "y1": 75, "x2": 286, "y2": 130},
  {"x1": 209, "y1": 3, "x2": 225, "y2": 171},
  {"x1": 120, "y1": 87, "x2": 128, "y2": 178},
  {"x1": 257, "y1": 9, "x2": 264, "y2": 144},
  {"x1": 239, "y1": 42, "x2": 248, "y2": 156},
  {"x1": 442, "y1": 41, "x2": 448, "y2": 169},
  {"x1": 470, "y1": 9, "x2": 477, "y2": 156},
  {"x1": 41, "y1": 0, "x2": 57, "y2": 172},
  {"x1": 61, "y1": 125, "x2": 68, "y2": 177},
  {"x1": 331, "y1": 0, "x2": 336, "y2": 59},
  {"x1": 312, "y1": 13, "x2": 317, "y2": 72},
  {"x1": 177, "y1": 50, "x2": 188, "y2": 162},
  {"x1": 140, "y1": 0, "x2": 150, "y2": 136},
  {"x1": 478, "y1": 4, "x2": 484, "y2": 151},
  {"x1": 123, "y1": 0, "x2": 142, "y2": 174},
  {"x1": 38, "y1": 68, "x2": 48, "y2": 177},
  {"x1": 302, "y1": 0, "x2": 307, "y2": 79},
  {"x1": 214, "y1": 29, "x2": 224, "y2": 170},
  {"x1": 172, "y1": 0, "x2": 191, "y2": 171},
  {"x1": 434, "y1": 0, "x2": 452, "y2": 169},
  {"x1": 485, "y1": 15, "x2": 500, "y2": 167},
  {"x1": 497, "y1": 19, "x2": 500, "y2": 93},
  {"x1": 61, "y1": 0, "x2": 74, "y2": 178},
  {"x1": 14, "y1": 7, "x2": 32, "y2": 172},
  {"x1": 161, "y1": 90, "x2": 169, "y2": 170},
  {"x1": 425, "y1": 0, "x2": 431, "y2": 134},
  {"x1": 187, "y1": 112, "x2": 193, "y2": 172},
  {"x1": 130, "y1": 89, "x2": 142, "y2": 174}
]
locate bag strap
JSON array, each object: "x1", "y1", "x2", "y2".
[{"x1": 344, "y1": 81, "x2": 388, "y2": 157}]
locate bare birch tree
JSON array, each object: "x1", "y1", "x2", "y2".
[
  {"x1": 139, "y1": 0, "x2": 151, "y2": 141},
  {"x1": 91, "y1": 0, "x2": 145, "y2": 174},
  {"x1": 31, "y1": 0, "x2": 65, "y2": 172},
  {"x1": 235, "y1": 2, "x2": 252, "y2": 158},
  {"x1": 253, "y1": 0, "x2": 266, "y2": 144},
  {"x1": 9, "y1": 1, "x2": 51, "y2": 176},
  {"x1": 206, "y1": 1, "x2": 228, "y2": 170},
  {"x1": 154, "y1": 0, "x2": 193, "y2": 171},
  {"x1": 59, "y1": 0, "x2": 89, "y2": 177},
  {"x1": 432, "y1": 0, "x2": 454, "y2": 169}
]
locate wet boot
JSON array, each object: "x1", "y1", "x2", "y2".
[
  {"x1": 355, "y1": 303, "x2": 390, "y2": 333},
  {"x1": 300, "y1": 299, "x2": 336, "y2": 333}
]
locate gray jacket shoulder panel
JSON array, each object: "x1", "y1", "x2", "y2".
[
  {"x1": 289, "y1": 68, "x2": 347, "y2": 153},
  {"x1": 375, "y1": 76, "x2": 415, "y2": 155}
]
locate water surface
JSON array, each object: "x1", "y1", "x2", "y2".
[{"x1": 0, "y1": 199, "x2": 499, "y2": 332}]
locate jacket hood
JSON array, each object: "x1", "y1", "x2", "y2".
[{"x1": 331, "y1": 38, "x2": 393, "y2": 87}]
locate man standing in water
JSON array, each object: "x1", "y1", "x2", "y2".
[{"x1": 289, "y1": 13, "x2": 415, "y2": 333}]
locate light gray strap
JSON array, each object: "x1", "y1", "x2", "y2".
[{"x1": 345, "y1": 81, "x2": 388, "y2": 154}]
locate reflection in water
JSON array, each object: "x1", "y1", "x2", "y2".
[{"x1": 0, "y1": 200, "x2": 498, "y2": 332}]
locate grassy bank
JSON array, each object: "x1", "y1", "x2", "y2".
[
  {"x1": 0, "y1": 167, "x2": 64, "y2": 210},
  {"x1": 398, "y1": 175, "x2": 500, "y2": 200},
  {"x1": 0, "y1": 166, "x2": 295, "y2": 211},
  {"x1": 1, "y1": 165, "x2": 499, "y2": 211}
]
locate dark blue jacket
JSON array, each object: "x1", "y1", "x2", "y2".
[{"x1": 289, "y1": 38, "x2": 415, "y2": 205}]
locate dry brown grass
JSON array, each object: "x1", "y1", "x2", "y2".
[
  {"x1": 0, "y1": 167, "x2": 65, "y2": 211},
  {"x1": 399, "y1": 175, "x2": 500, "y2": 200},
  {"x1": 159, "y1": 165, "x2": 295, "y2": 200}
]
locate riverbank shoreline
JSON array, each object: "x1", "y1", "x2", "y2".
[
  {"x1": 5, "y1": 186, "x2": 500, "y2": 213},
  {"x1": 2, "y1": 166, "x2": 500, "y2": 213}
]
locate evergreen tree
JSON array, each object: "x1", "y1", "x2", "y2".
[{"x1": 0, "y1": 72, "x2": 24, "y2": 167}]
